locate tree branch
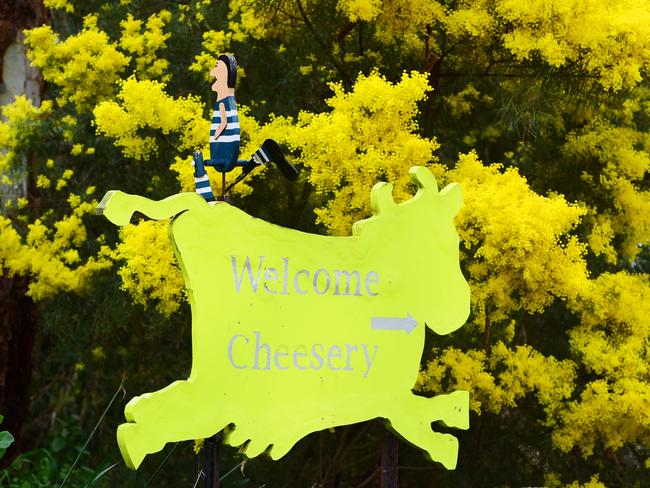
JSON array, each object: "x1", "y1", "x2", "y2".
[{"x1": 295, "y1": 0, "x2": 352, "y2": 86}]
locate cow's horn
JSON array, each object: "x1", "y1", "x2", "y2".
[
  {"x1": 409, "y1": 166, "x2": 439, "y2": 193},
  {"x1": 370, "y1": 182, "x2": 397, "y2": 215}
]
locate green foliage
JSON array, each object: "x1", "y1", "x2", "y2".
[
  {"x1": 0, "y1": 415, "x2": 15, "y2": 460},
  {"x1": 1, "y1": 417, "x2": 96, "y2": 486}
]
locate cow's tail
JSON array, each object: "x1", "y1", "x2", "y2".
[{"x1": 96, "y1": 191, "x2": 208, "y2": 226}]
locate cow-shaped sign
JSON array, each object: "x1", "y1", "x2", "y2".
[{"x1": 97, "y1": 166, "x2": 471, "y2": 471}]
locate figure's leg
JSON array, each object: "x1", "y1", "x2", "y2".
[
  {"x1": 236, "y1": 139, "x2": 298, "y2": 180},
  {"x1": 192, "y1": 152, "x2": 215, "y2": 202},
  {"x1": 387, "y1": 390, "x2": 469, "y2": 470}
]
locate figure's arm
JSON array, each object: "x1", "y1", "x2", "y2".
[{"x1": 212, "y1": 102, "x2": 227, "y2": 141}]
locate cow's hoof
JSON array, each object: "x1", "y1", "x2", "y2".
[
  {"x1": 269, "y1": 440, "x2": 293, "y2": 460},
  {"x1": 427, "y1": 434, "x2": 459, "y2": 470},
  {"x1": 242, "y1": 438, "x2": 269, "y2": 458},
  {"x1": 117, "y1": 423, "x2": 148, "y2": 470},
  {"x1": 224, "y1": 425, "x2": 249, "y2": 447}
]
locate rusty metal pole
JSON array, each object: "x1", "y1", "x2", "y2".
[
  {"x1": 380, "y1": 432, "x2": 398, "y2": 488},
  {"x1": 204, "y1": 433, "x2": 221, "y2": 488}
]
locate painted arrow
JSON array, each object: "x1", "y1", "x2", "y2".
[{"x1": 371, "y1": 313, "x2": 417, "y2": 335}]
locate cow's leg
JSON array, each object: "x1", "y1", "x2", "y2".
[
  {"x1": 223, "y1": 414, "x2": 306, "y2": 460},
  {"x1": 387, "y1": 390, "x2": 469, "y2": 470},
  {"x1": 124, "y1": 380, "x2": 195, "y2": 423},
  {"x1": 231, "y1": 427, "x2": 301, "y2": 460},
  {"x1": 224, "y1": 419, "x2": 274, "y2": 458},
  {"x1": 118, "y1": 380, "x2": 228, "y2": 469}
]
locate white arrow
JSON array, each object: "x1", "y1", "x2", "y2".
[{"x1": 371, "y1": 313, "x2": 417, "y2": 335}]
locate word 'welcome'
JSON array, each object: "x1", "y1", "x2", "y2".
[{"x1": 231, "y1": 256, "x2": 380, "y2": 296}]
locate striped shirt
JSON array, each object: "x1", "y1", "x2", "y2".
[
  {"x1": 210, "y1": 96, "x2": 240, "y2": 143},
  {"x1": 210, "y1": 96, "x2": 240, "y2": 167}
]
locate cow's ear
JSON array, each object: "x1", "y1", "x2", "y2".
[
  {"x1": 370, "y1": 182, "x2": 396, "y2": 215},
  {"x1": 440, "y1": 183, "x2": 464, "y2": 216}
]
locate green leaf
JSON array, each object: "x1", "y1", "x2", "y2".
[
  {"x1": 51, "y1": 436, "x2": 66, "y2": 452},
  {"x1": 0, "y1": 431, "x2": 14, "y2": 449}
]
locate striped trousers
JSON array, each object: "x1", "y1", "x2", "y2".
[{"x1": 192, "y1": 147, "x2": 271, "y2": 202}]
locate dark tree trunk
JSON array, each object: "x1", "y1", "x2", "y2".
[
  {"x1": 0, "y1": 0, "x2": 48, "y2": 74},
  {"x1": 0, "y1": 0, "x2": 48, "y2": 468},
  {"x1": 0, "y1": 275, "x2": 37, "y2": 467}
]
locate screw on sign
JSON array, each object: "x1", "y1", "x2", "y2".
[{"x1": 97, "y1": 166, "x2": 471, "y2": 471}]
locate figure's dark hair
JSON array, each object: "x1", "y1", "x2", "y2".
[{"x1": 218, "y1": 54, "x2": 237, "y2": 88}]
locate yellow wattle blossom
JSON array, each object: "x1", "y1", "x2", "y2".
[
  {"x1": 353, "y1": 0, "x2": 446, "y2": 51},
  {"x1": 54, "y1": 168, "x2": 74, "y2": 191},
  {"x1": 229, "y1": 0, "x2": 267, "y2": 41},
  {"x1": 444, "y1": 5, "x2": 493, "y2": 39},
  {"x1": 0, "y1": 96, "x2": 52, "y2": 172},
  {"x1": 329, "y1": 0, "x2": 650, "y2": 91},
  {"x1": 193, "y1": 439, "x2": 204, "y2": 454},
  {"x1": 251, "y1": 70, "x2": 438, "y2": 236},
  {"x1": 417, "y1": 342, "x2": 575, "y2": 417},
  {"x1": 43, "y1": 0, "x2": 74, "y2": 13},
  {"x1": 91, "y1": 346, "x2": 106, "y2": 360},
  {"x1": 444, "y1": 84, "x2": 483, "y2": 118},
  {"x1": 0, "y1": 197, "x2": 112, "y2": 300},
  {"x1": 93, "y1": 77, "x2": 205, "y2": 160},
  {"x1": 440, "y1": 151, "x2": 588, "y2": 326},
  {"x1": 495, "y1": 0, "x2": 650, "y2": 90},
  {"x1": 443, "y1": 0, "x2": 650, "y2": 91},
  {"x1": 119, "y1": 11, "x2": 172, "y2": 81},
  {"x1": 114, "y1": 220, "x2": 185, "y2": 316},
  {"x1": 545, "y1": 473, "x2": 606, "y2": 488},
  {"x1": 36, "y1": 175, "x2": 51, "y2": 189},
  {"x1": 562, "y1": 122, "x2": 650, "y2": 261},
  {"x1": 587, "y1": 214, "x2": 617, "y2": 264},
  {"x1": 551, "y1": 273, "x2": 650, "y2": 456},
  {"x1": 337, "y1": 0, "x2": 383, "y2": 22},
  {"x1": 24, "y1": 19, "x2": 130, "y2": 111}
]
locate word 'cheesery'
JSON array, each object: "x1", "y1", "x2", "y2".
[{"x1": 228, "y1": 332, "x2": 380, "y2": 378}]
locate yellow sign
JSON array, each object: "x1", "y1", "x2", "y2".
[{"x1": 98, "y1": 166, "x2": 471, "y2": 470}]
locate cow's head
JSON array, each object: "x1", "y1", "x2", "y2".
[{"x1": 353, "y1": 166, "x2": 470, "y2": 336}]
